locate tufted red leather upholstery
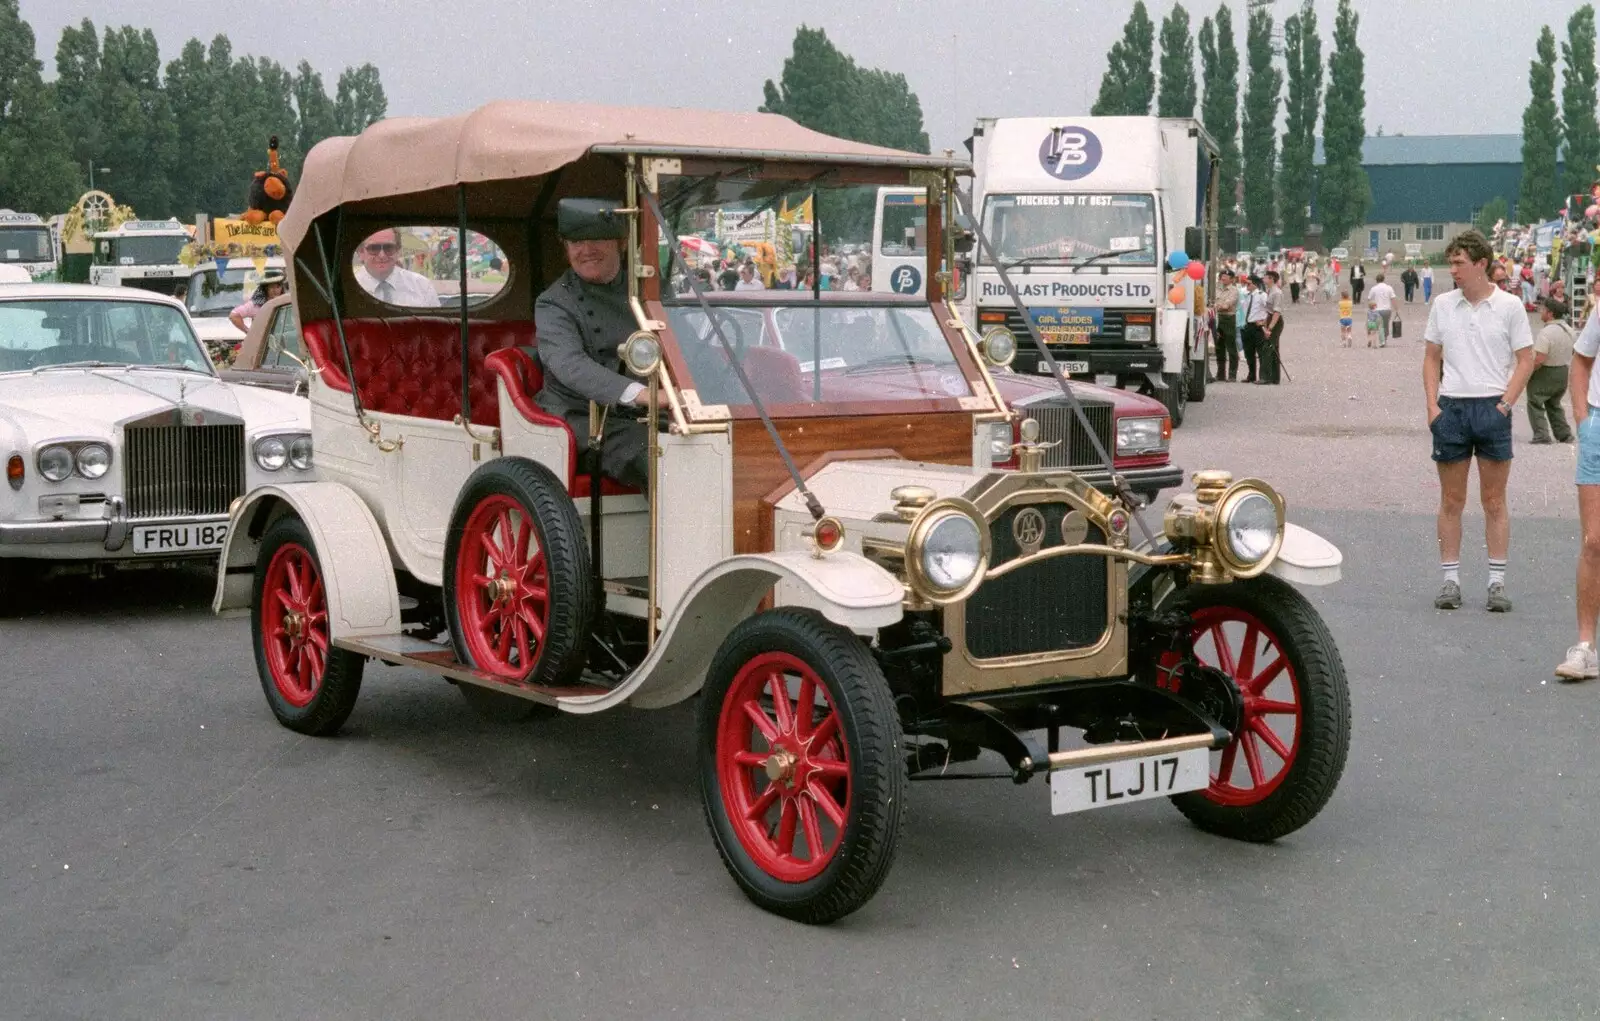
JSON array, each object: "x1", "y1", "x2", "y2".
[
  {"x1": 301, "y1": 317, "x2": 526, "y2": 427},
  {"x1": 301, "y1": 319, "x2": 640, "y2": 498}
]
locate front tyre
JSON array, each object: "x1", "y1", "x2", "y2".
[
  {"x1": 1160, "y1": 574, "x2": 1350, "y2": 842},
  {"x1": 252, "y1": 515, "x2": 365, "y2": 735},
  {"x1": 699, "y1": 607, "x2": 906, "y2": 924},
  {"x1": 1161, "y1": 361, "x2": 1189, "y2": 427}
]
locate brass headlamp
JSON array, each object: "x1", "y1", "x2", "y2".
[{"x1": 1163, "y1": 471, "x2": 1286, "y2": 583}]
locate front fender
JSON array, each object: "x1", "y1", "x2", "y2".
[
  {"x1": 559, "y1": 551, "x2": 905, "y2": 715},
  {"x1": 1159, "y1": 307, "x2": 1191, "y2": 367},
  {"x1": 1266, "y1": 522, "x2": 1342, "y2": 586},
  {"x1": 212, "y1": 481, "x2": 402, "y2": 637}
]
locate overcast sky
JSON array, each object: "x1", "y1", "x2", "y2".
[{"x1": 16, "y1": 0, "x2": 1583, "y2": 153}]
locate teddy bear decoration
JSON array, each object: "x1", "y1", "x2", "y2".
[{"x1": 242, "y1": 135, "x2": 293, "y2": 226}]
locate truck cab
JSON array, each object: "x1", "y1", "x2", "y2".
[
  {"x1": 88, "y1": 219, "x2": 190, "y2": 295},
  {"x1": 960, "y1": 117, "x2": 1220, "y2": 426},
  {"x1": 0, "y1": 210, "x2": 60, "y2": 283}
]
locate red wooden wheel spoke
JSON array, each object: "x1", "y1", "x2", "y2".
[
  {"x1": 767, "y1": 671, "x2": 794, "y2": 732},
  {"x1": 471, "y1": 571, "x2": 495, "y2": 590},
  {"x1": 812, "y1": 782, "x2": 847, "y2": 827},
  {"x1": 513, "y1": 617, "x2": 531, "y2": 667},
  {"x1": 1249, "y1": 717, "x2": 1293, "y2": 762},
  {"x1": 797, "y1": 798, "x2": 825, "y2": 860},
  {"x1": 775, "y1": 798, "x2": 798, "y2": 856},
  {"x1": 1255, "y1": 696, "x2": 1298, "y2": 715},
  {"x1": 512, "y1": 512, "x2": 531, "y2": 564},
  {"x1": 1250, "y1": 655, "x2": 1287, "y2": 694},
  {"x1": 732, "y1": 751, "x2": 769, "y2": 769},
  {"x1": 494, "y1": 618, "x2": 513, "y2": 659},
  {"x1": 795, "y1": 676, "x2": 817, "y2": 736},
  {"x1": 744, "y1": 783, "x2": 780, "y2": 821},
  {"x1": 741, "y1": 700, "x2": 779, "y2": 743},
  {"x1": 1236, "y1": 624, "x2": 1260, "y2": 681},
  {"x1": 307, "y1": 629, "x2": 328, "y2": 653},
  {"x1": 1208, "y1": 623, "x2": 1236, "y2": 677},
  {"x1": 268, "y1": 623, "x2": 287, "y2": 640},
  {"x1": 519, "y1": 606, "x2": 546, "y2": 643},
  {"x1": 813, "y1": 758, "x2": 848, "y2": 778},
  {"x1": 1216, "y1": 738, "x2": 1238, "y2": 784},
  {"x1": 1241, "y1": 730, "x2": 1267, "y2": 787},
  {"x1": 810, "y1": 711, "x2": 839, "y2": 749},
  {"x1": 524, "y1": 581, "x2": 548, "y2": 604}
]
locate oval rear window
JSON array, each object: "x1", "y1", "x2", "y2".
[{"x1": 353, "y1": 226, "x2": 510, "y2": 310}]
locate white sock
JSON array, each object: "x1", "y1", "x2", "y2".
[
  {"x1": 1441, "y1": 561, "x2": 1460, "y2": 585},
  {"x1": 1487, "y1": 559, "x2": 1506, "y2": 587}
]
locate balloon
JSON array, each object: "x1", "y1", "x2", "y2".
[
  {"x1": 1168, "y1": 285, "x2": 1187, "y2": 304},
  {"x1": 1186, "y1": 261, "x2": 1206, "y2": 280},
  {"x1": 1167, "y1": 250, "x2": 1190, "y2": 270}
]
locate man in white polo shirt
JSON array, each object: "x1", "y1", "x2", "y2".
[
  {"x1": 1423, "y1": 230, "x2": 1535, "y2": 612},
  {"x1": 1554, "y1": 301, "x2": 1600, "y2": 679}
]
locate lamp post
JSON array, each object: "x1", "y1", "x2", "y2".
[{"x1": 88, "y1": 162, "x2": 110, "y2": 191}]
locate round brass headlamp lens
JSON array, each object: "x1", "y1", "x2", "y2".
[
  {"x1": 979, "y1": 326, "x2": 1018, "y2": 368},
  {"x1": 620, "y1": 330, "x2": 663, "y2": 377},
  {"x1": 1213, "y1": 481, "x2": 1286, "y2": 577},
  {"x1": 904, "y1": 497, "x2": 991, "y2": 605}
]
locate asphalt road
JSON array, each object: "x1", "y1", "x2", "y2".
[{"x1": 6, "y1": 301, "x2": 1600, "y2": 1020}]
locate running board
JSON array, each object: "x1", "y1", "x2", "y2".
[{"x1": 336, "y1": 634, "x2": 614, "y2": 705}]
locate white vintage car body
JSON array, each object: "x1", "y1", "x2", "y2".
[{"x1": 0, "y1": 284, "x2": 311, "y2": 567}]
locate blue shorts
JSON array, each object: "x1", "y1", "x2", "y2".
[
  {"x1": 1578, "y1": 410, "x2": 1600, "y2": 484},
  {"x1": 1339, "y1": 317, "x2": 1352, "y2": 327},
  {"x1": 1431, "y1": 395, "x2": 1512, "y2": 463}
]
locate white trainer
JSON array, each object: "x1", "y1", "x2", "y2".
[{"x1": 1554, "y1": 643, "x2": 1599, "y2": 682}]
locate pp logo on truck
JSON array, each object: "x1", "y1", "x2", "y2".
[
  {"x1": 1038, "y1": 126, "x2": 1103, "y2": 181},
  {"x1": 889, "y1": 265, "x2": 921, "y2": 294}
]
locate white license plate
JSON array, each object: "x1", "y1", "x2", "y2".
[
  {"x1": 132, "y1": 521, "x2": 229, "y2": 555},
  {"x1": 1040, "y1": 360, "x2": 1090, "y2": 375},
  {"x1": 1095, "y1": 373, "x2": 1120, "y2": 386},
  {"x1": 1050, "y1": 746, "x2": 1210, "y2": 815}
]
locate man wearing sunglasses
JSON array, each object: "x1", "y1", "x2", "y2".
[{"x1": 355, "y1": 228, "x2": 440, "y2": 307}]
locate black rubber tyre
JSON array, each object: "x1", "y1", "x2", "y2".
[
  {"x1": 443, "y1": 457, "x2": 592, "y2": 687},
  {"x1": 698, "y1": 607, "x2": 906, "y2": 925},
  {"x1": 1165, "y1": 574, "x2": 1351, "y2": 842},
  {"x1": 1187, "y1": 340, "x2": 1207, "y2": 402},
  {"x1": 1161, "y1": 360, "x2": 1188, "y2": 427},
  {"x1": 252, "y1": 515, "x2": 365, "y2": 736},
  {"x1": 0, "y1": 559, "x2": 41, "y2": 618},
  {"x1": 455, "y1": 681, "x2": 555, "y2": 722}
]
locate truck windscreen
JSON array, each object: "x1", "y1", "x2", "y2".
[
  {"x1": 981, "y1": 193, "x2": 1156, "y2": 266},
  {"x1": 0, "y1": 227, "x2": 53, "y2": 264},
  {"x1": 103, "y1": 236, "x2": 187, "y2": 266}
]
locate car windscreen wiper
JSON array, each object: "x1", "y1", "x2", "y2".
[
  {"x1": 994, "y1": 255, "x2": 1066, "y2": 270},
  {"x1": 32, "y1": 360, "x2": 120, "y2": 373},
  {"x1": 1068, "y1": 249, "x2": 1144, "y2": 272},
  {"x1": 843, "y1": 354, "x2": 941, "y2": 374}
]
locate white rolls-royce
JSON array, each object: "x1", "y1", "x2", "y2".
[{"x1": 0, "y1": 284, "x2": 312, "y2": 593}]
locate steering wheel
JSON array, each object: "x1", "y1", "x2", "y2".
[{"x1": 700, "y1": 308, "x2": 748, "y2": 356}]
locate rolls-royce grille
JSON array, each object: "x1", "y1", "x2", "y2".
[
  {"x1": 1025, "y1": 402, "x2": 1114, "y2": 469},
  {"x1": 965, "y1": 506, "x2": 1109, "y2": 659},
  {"x1": 124, "y1": 424, "x2": 245, "y2": 519}
]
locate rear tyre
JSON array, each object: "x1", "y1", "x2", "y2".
[
  {"x1": 699, "y1": 607, "x2": 906, "y2": 924},
  {"x1": 1159, "y1": 574, "x2": 1351, "y2": 842},
  {"x1": 443, "y1": 457, "x2": 592, "y2": 686},
  {"x1": 252, "y1": 515, "x2": 365, "y2": 736}
]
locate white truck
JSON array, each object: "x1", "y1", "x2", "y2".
[
  {"x1": 88, "y1": 219, "x2": 190, "y2": 295},
  {"x1": 960, "y1": 116, "x2": 1220, "y2": 426},
  {"x1": 0, "y1": 210, "x2": 61, "y2": 282}
]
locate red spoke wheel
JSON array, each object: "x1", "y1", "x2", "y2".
[
  {"x1": 444, "y1": 458, "x2": 591, "y2": 690},
  {"x1": 251, "y1": 515, "x2": 364, "y2": 736},
  {"x1": 1159, "y1": 575, "x2": 1351, "y2": 842},
  {"x1": 699, "y1": 608, "x2": 905, "y2": 924}
]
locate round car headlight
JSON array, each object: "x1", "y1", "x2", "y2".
[
  {"x1": 289, "y1": 436, "x2": 314, "y2": 471},
  {"x1": 906, "y1": 500, "x2": 991, "y2": 604},
  {"x1": 38, "y1": 445, "x2": 73, "y2": 482},
  {"x1": 1215, "y1": 485, "x2": 1284, "y2": 576},
  {"x1": 979, "y1": 326, "x2": 1017, "y2": 368},
  {"x1": 75, "y1": 443, "x2": 111, "y2": 479},
  {"x1": 254, "y1": 435, "x2": 289, "y2": 472}
]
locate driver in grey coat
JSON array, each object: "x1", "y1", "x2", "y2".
[{"x1": 534, "y1": 201, "x2": 651, "y2": 490}]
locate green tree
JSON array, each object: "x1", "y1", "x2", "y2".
[
  {"x1": 334, "y1": 62, "x2": 386, "y2": 134},
  {"x1": 53, "y1": 19, "x2": 103, "y2": 179},
  {"x1": 760, "y1": 25, "x2": 928, "y2": 152},
  {"x1": 1092, "y1": 2, "x2": 1156, "y2": 115},
  {"x1": 1240, "y1": 5, "x2": 1281, "y2": 237},
  {"x1": 97, "y1": 26, "x2": 179, "y2": 216},
  {"x1": 164, "y1": 37, "x2": 231, "y2": 215},
  {"x1": 1198, "y1": 4, "x2": 1242, "y2": 224},
  {"x1": 1475, "y1": 195, "x2": 1509, "y2": 235},
  {"x1": 1318, "y1": 0, "x2": 1370, "y2": 248},
  {"x1": 1277, "y1": 0, "x2": 1322, "y2": 244},
  {"x1": 1520, "y1": 26, "x2": 1563, "y2": 222},
  {"x1": 1158, "y1": 3, "x2": 1196, "y2": 117},
  {"x1": 1562, "y1": 5, "x2": 1599, "y2": 192},
  {"x1": 293, "y1": 60, "x2": 338, "y2": 168},
  {"x1": 0, "y1": 0, "x2": 81, "y2": 212}
]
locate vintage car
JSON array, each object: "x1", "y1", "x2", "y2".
[
  {"x1": 213, "y1": 101, "x2": 1350, "y2": 924},
  {"x1": 220, "y1": 292, "x2": 306, "y2": 394},
  {"x1": 0, "y1": 284, "x2": 312, "y2": 602}
]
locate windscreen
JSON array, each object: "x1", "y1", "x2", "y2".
[
  {"x1": 187, "y1": 266, "x2": 268, "y2": 317},
  {"x1": 0, "y1": 226, "x2": 53, "y2": 264},
  {"x1": 0, "y1": 299, "x2": 211, "y2": 373},
  {"x1": 105, "y1": 235, "x2": 187, "y2": 266},
  {"x1": 981, "y1": 193, "x2": 1157, "y2": 266}
]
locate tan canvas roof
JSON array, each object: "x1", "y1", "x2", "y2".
[{"x1": 278, "y1": 99, "x2": 966, "y2": 253}]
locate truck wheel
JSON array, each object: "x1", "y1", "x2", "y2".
[
  {"x1": 1187, "y1": 343, "x2": 1208, "y2": 403},
  {"x1": 444, "y1": 457, "x2": 593, "y2": 687},
  {"x1": 1158, "y1": 575, "x2": 1351, "y2": 842},
  {"x1": 1161, "y1": 363, "x2": 1188, "y2": 427},
  {"x1": 252, "y1": 515, "x2": 365, "y2": 736},
  {"x1": 699, "y1": 607, "x2": 906, "y2": 924}
]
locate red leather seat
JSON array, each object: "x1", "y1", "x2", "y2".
[{"x1": 740, "y1": 345, "x2": 806, "y2": 404}]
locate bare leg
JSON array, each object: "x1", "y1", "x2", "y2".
[
  {"x1": 1476, "y1": 456, "x2": 1512, "y2": 561},
  {"x1": 1578, "y1": 486, "x2": 1600, "y2": 645},
  {"x1": 1436, "y1": 458, "x2": 1470, "y2": 564}
]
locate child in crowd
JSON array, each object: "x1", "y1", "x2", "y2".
[
  {"x1": 1338, "y1": 288, "x2": 1354, "y2": 347},
  {"x1": 1365, "y1": 303, "x2": 1382, "y2": 348}
]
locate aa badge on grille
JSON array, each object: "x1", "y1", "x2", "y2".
[{"x1": 1012, "y1": 507, "x2": 1047, "y2": 556}]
